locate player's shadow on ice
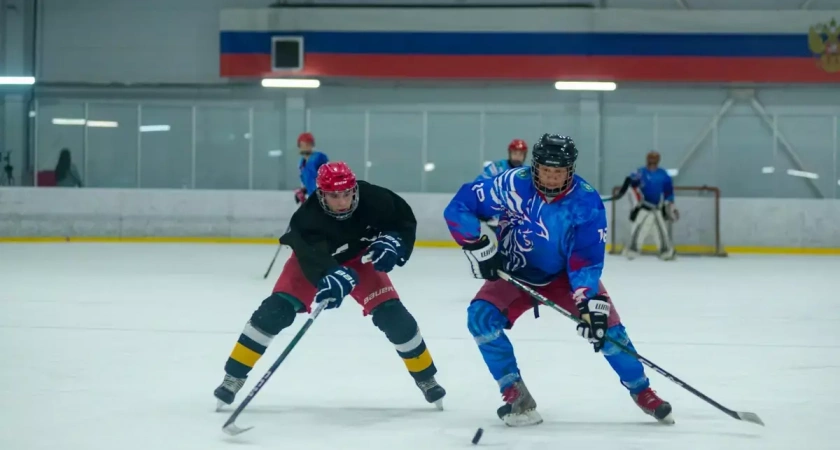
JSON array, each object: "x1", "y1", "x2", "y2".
[
  {"x1": 530, "y1": 420, "x2": 761, "y2": 440},
  {"x1": 238, "y1": 404, "x2": 439, "y2": 427}
]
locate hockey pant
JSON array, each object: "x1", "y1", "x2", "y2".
[
  {"x1": 628, "y1": 204, "x2": 674, "y2": 257},
  {"x1": 467, "y1": 300, "x2": 650, "y2": 395}
]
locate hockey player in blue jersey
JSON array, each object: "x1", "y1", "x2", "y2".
[
  {"x1": 623, "y1": 151, "x2": 679, "y2": 260},
  {"x1": 444, "y1": 134, "x2": 673, "y2": 427},
  {"x1": 295, "y1": 132, "x2": 329, "y2": 205},
  {"x1": 477, "y1": 138, "x2": 529, "y2": 180}
]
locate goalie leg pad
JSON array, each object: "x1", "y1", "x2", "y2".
[
  {"x1": 467, "y1": 300, "x2": 521, "y2": 391},
  {"x1": 652, "y1": 208, "x2": 675, "y2": 257},
  {"x1": 371, "y1": 299, "x2": 437, "y2": 381},
  {"x1": 223, "y1": 293, "x2": 300, "y2": 379},
  {"x1": 601, "y1": 324, "x2": 650, "y2": 395}
]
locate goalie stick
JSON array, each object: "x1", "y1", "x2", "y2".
[
  {"x1": 221, "y1": 299, "x2": 330, "y2": 436},
  {"x1": 600, "y1": 176, "x2": 632, "y2": 202},
  {"x1": 497, "y1": 270, "x2": 765, "y2": 427}
]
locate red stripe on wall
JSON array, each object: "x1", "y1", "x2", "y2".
[{"x1": 220, "y1": 53, "x2": 838, "y2": 83}]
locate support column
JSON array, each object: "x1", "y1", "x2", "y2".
[{"x1": 578, "y1": 93, "x2": 602, "y2": 191}]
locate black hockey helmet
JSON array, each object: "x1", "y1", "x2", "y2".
[{"x1": 531, "y1": 134, "x2": 578, "y2": 196}]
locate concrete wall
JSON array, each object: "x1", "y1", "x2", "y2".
[{"x1": 2, "y1": 187, "x2": 839, "y2": 252}]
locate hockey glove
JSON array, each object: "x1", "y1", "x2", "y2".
[
  {"x1": 314, "y1": 266, "x2": 358, "y2": 310},
  {"x1": 664, "y1": 202, "x2": 679, "y2": 222},
  {"x1": 294, "y1": 188, "x2": 307, "y2": 205},
  {"x1": 462, "y1": 234, "x2": 502, "y2": 281},
  {"x1": 364, "y1": 232, "x2": 406, "y2": 273},
  {"x1": 576, "y1": 294, "x2": 611, "y2": 352}
]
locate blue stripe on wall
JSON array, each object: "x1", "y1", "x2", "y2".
[{"x1": 220, "y1": 31, "x2": 811, "y2": 58}]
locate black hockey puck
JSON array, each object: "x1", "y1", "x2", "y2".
[{"x1": 471, "y1": 427, "x2": 484, "y2": 445}]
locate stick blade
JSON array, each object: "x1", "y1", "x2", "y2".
[
  {"x1": 737, "y1": 411, "x2": 765, "y2": 426},
  {"x1": 222, "y1": 422, "x2": 254, "y2": 436}
]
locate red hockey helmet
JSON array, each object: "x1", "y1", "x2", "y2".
[
  {"x1": 297, "y1": 132, "x2": 315, "y2": 146},
  {"x1": 316, "y1": 161, "x2": 359, "y2": 220},
  {"x1": 508, "y1": 139, "x2": 528, "y2": 153}
]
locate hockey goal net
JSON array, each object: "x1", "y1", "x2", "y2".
[{"x1": 608, "y1": 185, "x2": 727, "y2": 257}]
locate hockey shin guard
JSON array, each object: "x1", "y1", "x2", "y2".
[
  {"x1": 223, "y1": 293, "x2": 300, "y2": 379},
  {"x1": 601, "y1": 324, "x2": 650, "y2": 394},
  {"x1": 371, "y1": 300, "x2": 437, "y2": 382},
  {"x1": 467, "y1": 300, "x2": 521, "y2": 391}
]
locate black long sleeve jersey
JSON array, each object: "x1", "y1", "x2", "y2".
[{"x1": 279, "y1": 180, "x2": 418, "y2": 286}]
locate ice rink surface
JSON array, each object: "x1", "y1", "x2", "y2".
[{"x1": 1, "y1": 243, "x2": 838, "y2": 450}]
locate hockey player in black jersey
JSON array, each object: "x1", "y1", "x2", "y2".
[{"x1": 214, "y1": 161, "x2": 446, "y2": 410}]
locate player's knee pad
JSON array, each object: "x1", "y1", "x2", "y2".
[
  {"x1": 249, "y1": 292, "x2": 299, "y2": 336},
  {"x1": 467, "y1": 300, "x2": 507, "y2": 342},
  {"x1": 370, "y1": 299, "x2": 418, "y2": 345},
  {"x1": 601, "y1": 324, "x2": 632, "y2": 357}
]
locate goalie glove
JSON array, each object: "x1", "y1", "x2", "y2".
[
  {"x1": 576, "y1": 294, "x2": 611, "y2": 353},
  {"x1": 664, "y1": 202, "x2": 679, "y2": 222}
]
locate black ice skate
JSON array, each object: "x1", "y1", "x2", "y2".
[
  {"x1": 214, "y1": 374, "x2": 246, "y2": 411},
  {"x1": 416, "y1": 376, "x2": 446, "y2": 410},
  {"x1": 632, "y1": 388, "x2": 674, "y2": 424},
  {"x1": 496, "y1": 380, "x2": 543, "y2": 427}
]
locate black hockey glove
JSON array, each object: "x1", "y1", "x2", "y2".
[
  {"x1": 576, "y1": 294, "x2": 611, "y2": 352},
  {"x1": 314, "y1": 266, "x2": 358, "y2": 310},
  {"x1": 364, "y1": 232, "x2": 405, "y2": 273},
  {"x1": 461, "y1": 234, "x2": 502, "y2": 281}
]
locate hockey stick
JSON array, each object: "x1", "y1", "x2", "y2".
[
  {"x1": 262, "y1": 243, "x2": 283, "y2": 279},
  {"x1": 262, "y1": 224, "x2": 293, "y2": 279},
  {"x1": 222, "y1": 299, "x2": 330, "y2": 436},
  {"x1": 496, "y1": 271, "x2": 765, "y2": 427}
]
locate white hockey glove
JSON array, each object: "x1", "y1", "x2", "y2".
[
  {"x1": 461, "y1": 234, "x2": 502, "y2": 281},
  {"x1": 665, "y1": 202, "x2": 679, "y2": 222},
  {"x1": 576, "y1": 294, "x2": 611, "y2": 352}
]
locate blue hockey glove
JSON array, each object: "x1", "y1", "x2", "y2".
[
  {"x1": 314, "y1": 266, "x2": 358, "y2": 310},
  {"x1": 364, "y1": 233, "x2": 406, "y2": 273},
  {"x1": 461, "y1": 234, "x2": 502, "y2": 281},
  {"x1": 576, "y1": 294, "x2": 611, "y2": 352}
]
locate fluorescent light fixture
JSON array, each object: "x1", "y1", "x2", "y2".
[
  {"x1": 665, "y1": 168, "x2": 679, "y2": 177},
  {"x1": 786, "y1": 169, "x2": 819, "y2": 179},
  {"x1": 761, "y1": 166, "x2": 775, "y2": 174},
  {"x1": 268, "y1": 150, "x2": 283, "y2": 157},
  {"x1": 86, "y1": 120, "x2": 119, "y2": 128},
  {"x1": 28, "y1": 111, "x2": 36, "y2": 118},
  {"x1": 52, "y1": 118, "x2": 86, "y2": 126},
  {"x1": 261, "y1": 78, "x2": 320, "y2": 89},
  {"x1": 139, "y1": 124, "x2": 171, "y2": 132},
  {"x1": 554, "y1": 81, "x2": 616, "y2": 91},
  {"x1": 424, "y1": 162, "x2": 436, "y2": 172},
  {"x1": 0, "y1": 76, "x2": 35, "y2": 85}
]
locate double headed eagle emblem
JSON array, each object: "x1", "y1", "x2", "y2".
[{"x1": 808, "y1": 18, "x2": 839, "y2": 73}]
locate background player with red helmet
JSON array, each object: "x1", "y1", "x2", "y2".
[
  {"x1": 294, "y1": 132, "x2": 329, "y2": 204},
  {"x1": 214, "y1": 161, "x2": 446, "y2": 410},
  {"x1": 477, "y1": 138, "x2": 529, "y2": 181}
]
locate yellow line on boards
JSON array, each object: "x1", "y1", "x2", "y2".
[{"x1": 1, "y1": 236, "x2": 840, "y2": 255}]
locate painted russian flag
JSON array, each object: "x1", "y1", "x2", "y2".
[{"x1": 219, "y1": 8, "x2": 839, "y2": 83}]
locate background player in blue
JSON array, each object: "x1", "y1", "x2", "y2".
[
  {"x1": 295, "y1": 132, "x2": 329, "y2": 205},
  {"x1": 477, "y1": 138, "x2": 528, "y2": 181},
  {"x1": 624, "y1": 151, "x2": 679, "y2": 260},
  {"x1": 443, "y1": 134, "x2": 673, "y2": 427}
]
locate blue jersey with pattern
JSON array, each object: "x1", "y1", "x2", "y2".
[
  {"x1": 476, "y1": 159, "x2": 514, "y2": 181},
  {"x1": 629, "y1": 167, "x2": 674, "y2": 205},
  {"x1": 299, "y1": 151, "x2": 329, "y2": 193},
  {"x1": 444, "y1": 167, "x2": 608, "y2": 300}
]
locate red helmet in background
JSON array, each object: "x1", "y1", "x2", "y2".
[
  {"x1": 508, "y1": 139, "x2": 528, "y2": 153},
  {"x1": 297, "y1": 132, "x2": 315, "y2": 147},
  {"x1": 316, "y1": 161, "x2": 359, "y2": 220}
]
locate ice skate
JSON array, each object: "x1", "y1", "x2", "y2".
[
  {"x1": 632, "y1": 388, "x2": 674, "y2": 424},
  {"x1": 623, "y1": 246, "x2": 639, "y2": 260},
  {"x1": 659, "y1": 248, "x2": 676, "y2": 261},
  {"x1": 416, "y1": 376, "x2": 446, "y2": 410},
  {"x1": 496, "y1": 380, "x2": 543, "y2": 427},
  {"x1": 214, "y1": 374, "x2": 246, "y2": 411}
]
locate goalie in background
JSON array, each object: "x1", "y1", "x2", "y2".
[{"x1": 620, "y1": 151, "x2": 679, "y2": 260}]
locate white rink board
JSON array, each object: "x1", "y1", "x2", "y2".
[
  {"x1": 0, "y1": 243, "x2": 838, "y2": 450},
  {"x1": 2, "y1": 187, "x2": 840, "y2": 249}
]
